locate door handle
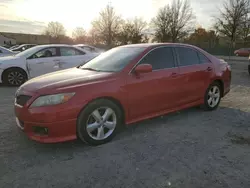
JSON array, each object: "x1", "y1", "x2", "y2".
[
  {"x1": 206, "y1": 67, "x2": 212, "y2": 71},
  {"x1": 171, "y1": 72, "x2": 178, "y2": 77},
  {"x1": 53, "y1": 59, "x2": 60, "y2": 63}
]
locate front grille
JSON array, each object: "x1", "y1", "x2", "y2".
[{"x1": 16, "y1": 95, "x2": 32, "y2": 106}]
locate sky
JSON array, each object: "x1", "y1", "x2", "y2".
[{"x1": 0, "y1": 0, "x2": 224, "y2": 36}]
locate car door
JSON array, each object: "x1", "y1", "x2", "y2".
[
  {"x1": 126, "y1": 46, "x2": 182, "y2": 120},
  {"x1": 196, "y1": 50, "x2": 214, "y2": 94},
  {"x1": 26, "y1": 47, "x2": 60, "y2": 78},
  {"x1": 175, "y1": 46, "x2": 209, "y2": 105},
  {"x1": 58, "y1": 47, "x2": 92, "y2": 70}
]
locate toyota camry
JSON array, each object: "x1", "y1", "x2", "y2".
[{"x1": 14, "y1": 43, "x2": 231, "y2": 145}]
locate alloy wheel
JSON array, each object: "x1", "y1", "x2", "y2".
[
  {"x1": 207, "y1": 85, "x2": 220, "y2": 108},
  {"x1": 8, "y1": 71, "x2": 24, "y2": 85},
  {"x1": 86, "y1": 107, "x2": 117, "y2": 141}
]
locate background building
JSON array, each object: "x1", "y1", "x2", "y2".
[
  {"x1": 0, "y1": 34, "x2": 16, "y2": 46},
  {"x1": 0, "y1": 32, "x2": 50, "y2": 45}
]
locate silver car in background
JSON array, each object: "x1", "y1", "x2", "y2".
[{"x1": 0, "y1": 46, "x2": 16, "y2": 57}]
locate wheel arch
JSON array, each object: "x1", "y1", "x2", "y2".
[{"x1": 212, "y1": 79, "x2": 224, "y2": 97}]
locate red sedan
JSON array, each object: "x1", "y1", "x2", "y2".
[
  {"x1": 14, "y1": 43, "x2": 231, "y2": 145},
  {"x1": 234, "y1": 48, "x2": 250, "y2": 56}
]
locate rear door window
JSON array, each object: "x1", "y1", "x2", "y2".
[
  {"x1": 176, "y1": 47, "x2": 200, "y2": 66},
  {"x1": 197, "y1": 52, "x2": 210, "y2": 64},
  {"x1": 60, "y1": 47, "x2": 85, "y2": 56}
]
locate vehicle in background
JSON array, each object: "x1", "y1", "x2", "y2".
[
  {"x1": 9, "y1": 45, "x2": 20, "y2": 50},
  {"x1": 14, "y1": 43, "x2": 231, "y2": 145},
  {"x1": 11, "y1": 44, "x2": 37, "y2": 52},
  {"x1": 0, "y1": 46, "x2": 17, "y2": 57},
  {"x1": 248, "y1": 56, "x2": 250, "y2": 75},
  {"x1": 0, "y1": 44, "x2": 99, "y2": 86},
  {"x1": 74, "y1": 44, "x2": 105, "y2": 53},
  {"x1": 2, "y1": 44, "x2": 12, "y2": 49},
  {"x1": 234, "y1": 48, "x2": 250, "y2": 56}
]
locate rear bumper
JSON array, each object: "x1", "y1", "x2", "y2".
[
  {"x1": 248, "y1": 65, "x2": 250, "y2": 75},
  {"x1": 222, "y1": 68, "x2": 231, "y2": 97}
]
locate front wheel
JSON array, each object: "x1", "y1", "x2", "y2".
[
  {"x1": 77, "y1": 99, "x2": 123, "y2": 146},
  {"x1": 203, "y1": 82, "x2": 222, "y2": 111},
  {"x1": 2, "y1": 68, "x2": 27, "y2": 86}
]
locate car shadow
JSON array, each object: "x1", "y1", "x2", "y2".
[
  {"x1": 26, "y1": 105, "x2": 250, "y2": 151},
  {"x1": 3, "y1": 105, "x2": 249, "y2": 176}
]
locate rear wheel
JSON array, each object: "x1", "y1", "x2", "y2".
[
  {"x1": 203, "y1": 82, "x2": 222, "y2": 111},
  {"x1": 2, "y1": 68, "x2": 27, "y2": 86},
  {"x1": 77, "y1": 99, "x2": 123, "y2": 146}
]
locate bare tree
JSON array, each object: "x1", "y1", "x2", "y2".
[
  {"x1": 152, "y1": 6, "x2": 172, "y2": 42},
  {"x1": 118, "y1": 17, "x2": 147, "y2": 44},
  {"x1": 239, "y1": 14, "x2": 250, "y2": 46},
  {"x1": 91, "y1": 4, "x2": 122, "y2": 48},
  {"x1": 152, "y1": 0, "x2": 195, "y2": 42},
  {"x1": 72, "y1": 27, "x2": 87, "y2": 43},
  {"x1": 44, "y1": 21, "x2": 66, "y2": 38},
  {"x1": 169, "y1": 0, "x2": 195, "y2": 42},
  {"x1": 215, "y1": 0, "x2": 250, "y2": 45},
  {"x1": 87, "y1": 28, "x2": 102, "y2": 45}
]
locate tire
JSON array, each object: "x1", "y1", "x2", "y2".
[
  {"x1": 2, "y1": 68, "x2": 27, "y2": 86},
  {"x1": 77, "y1": 99, "x2": 123, "y2": 146},
  {"x1": 235, "y1": 53, "x2": 239, "y2": 56},
  {"x1": 202, "y1": 82, "x2": 222, "y2": 111}
]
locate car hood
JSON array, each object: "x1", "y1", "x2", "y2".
[
  {"x1": 0, "y1": 55, "x2": 24, "y2": 68},
  {"x1": 21, "y1": 68, "x2": 115, "y2": 93},
  {"x1": 0, "y1": 53, "x2": 13, "y2": 57}
]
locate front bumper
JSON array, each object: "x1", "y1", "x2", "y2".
[
  {"x1": 15, "y1": 114, "x2": 77, "y2": 143},
  {"x1": 14, "y1": 90, "x2": 80, "y2": 143},
  {"x1": 0, "y1": 69, "x2": 3, "y2": 83}
]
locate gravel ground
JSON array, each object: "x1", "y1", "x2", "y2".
[{"x1": 1, "y1": 61, "x2": 250, "y2": 188}]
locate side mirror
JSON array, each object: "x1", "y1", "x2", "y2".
[{"x1": 134, "y1": 64, "x2": 152, "y2": 75}]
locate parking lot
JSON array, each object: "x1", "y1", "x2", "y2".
[{"x1": 0, "y1": 60, "x2": 250, "y2": 188}]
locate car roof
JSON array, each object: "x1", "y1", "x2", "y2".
[
  {"x1": 37, "y1": 44, "x2": 76, "y2": 48},
  {"x1": 18, "y1": 44, "x2": 36, "y2": 46},
  {"x1": 120, "y1": 43, "x2": 197, "y2": 48},
  {"x1": 74, "y1": 44, "x2": 96, "y2": 48}
]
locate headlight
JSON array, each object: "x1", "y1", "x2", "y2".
[{"x1": 30, "y1": 93, "x2": 75, "y2": 107}]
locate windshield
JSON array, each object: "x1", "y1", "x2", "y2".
[
  {"x1": 14, "y1": 46, "x2": 42, "y2": 58},
  {"x1": 0, "y1": 46, "x2": 12, "y2": 53},
  {"x1": 80, "y1": 46, "x2": 146, "y2": 72}
]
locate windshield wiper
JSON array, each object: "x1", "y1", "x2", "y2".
[{"x1": 80, "y1": 67, "x2": 101, "y2": 72}]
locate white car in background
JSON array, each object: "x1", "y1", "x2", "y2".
[
  {"x1": 74, "y1": 44, "x2": 105, "y2": 53},
  {"x1": 0, "y1": 44, "x2": 99, "y2": 86},
  {"x1": 0, "y1": 46, "x2": 16, "y2": 57}
]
